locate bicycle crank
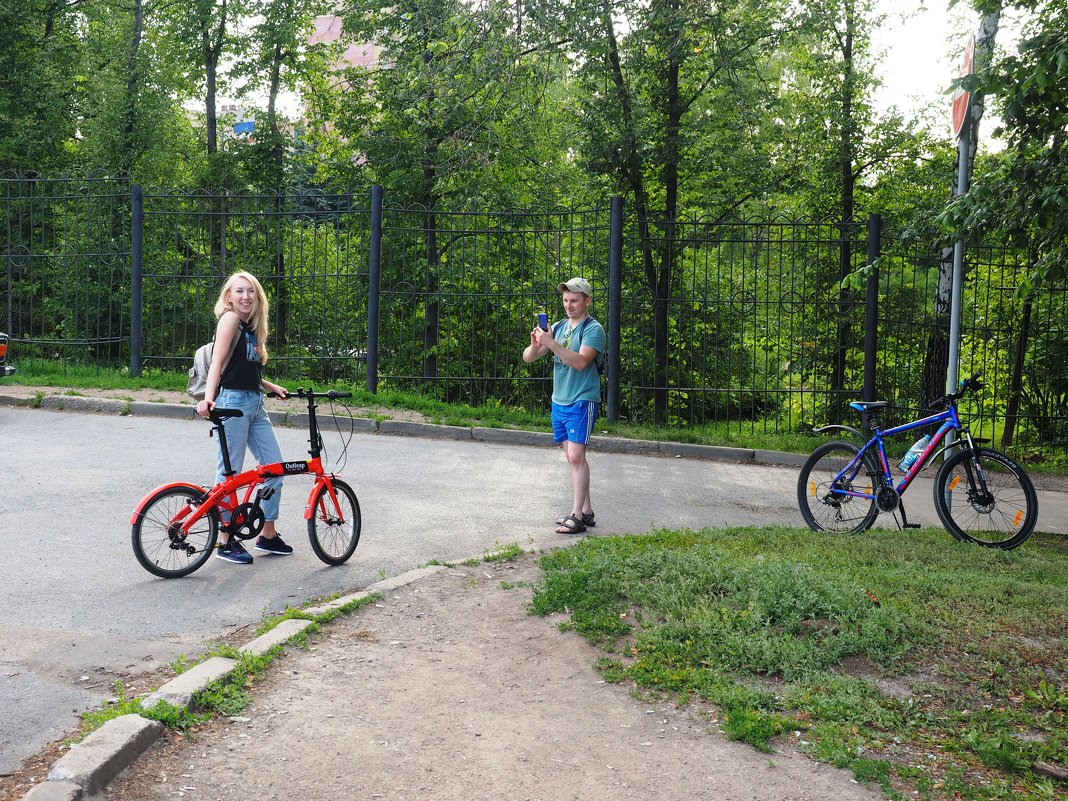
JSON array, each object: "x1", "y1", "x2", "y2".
[
  {"x1": 876, "y1": 485, "x2": 900, "y2": 513},
  {"x1": 227, "y1": 503, "x2": 266, "y2": 540}
]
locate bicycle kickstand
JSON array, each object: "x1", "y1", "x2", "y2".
[{"x1": 896, "y1": 502, "x2": 921, "y2": 530}]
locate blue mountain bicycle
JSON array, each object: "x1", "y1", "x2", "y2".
[{"x1": 797, "y1": 374, "x2": 1038, "y2": 550}]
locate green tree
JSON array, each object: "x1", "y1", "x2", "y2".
[
  {"x1": 776, "y1": 0, "x2": 943, "y2": 416},
  {"x1": 938, "y1": 0, "x2": 1068, "y2": 444},
  {"x1": 332, "y1": 0, "x2": 571, "y2": 384},
  {"x1": 75, "y1": 0, "x2": 202, "y2": 181},
  {"x1": 0, "y1": 0, "x2": 82, "y2": 171},
  {"x1": 232, "y1": 0, "x2": 331, "y2": 188},
  {"x1": 161, "y1": 0, "x2": 250, "y2": 184},
  {"x1": 944, "y1": 0, "x2": 1068, "y2": 292},
  {"x1": 529, "y1": 0, "x2": 791, "y2": 423}
]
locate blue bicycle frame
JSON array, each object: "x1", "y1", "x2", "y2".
[{"x1": 837, "y1": 404, "x2": 964, "y2": 500}]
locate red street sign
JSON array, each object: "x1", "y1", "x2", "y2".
[{"x1": 952, "y1": 36, "x2": 975, "y2": 137}]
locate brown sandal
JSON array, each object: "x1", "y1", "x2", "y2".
[
  {"x1": 555, "y1": 511, "x2": 595, "y2": 528},
  {"x1": 555, "y1": 514, "x2": 587, "y2": 535}
]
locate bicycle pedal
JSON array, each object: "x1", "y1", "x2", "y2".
[
  {"x1": 904, "y1": 523, "x2": 920, "y2": 529},
  {"x1": 257, "y1": 487, "x2": 276, "y2": 500}
]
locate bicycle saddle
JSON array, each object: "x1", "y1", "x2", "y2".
[
  {"x1": 848, "y1": 401, "x2": 889, "y2": 413},
  {"x1": 209, "y1": 408, "x2": 244, "y2": 421}
]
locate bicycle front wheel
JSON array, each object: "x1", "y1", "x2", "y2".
[
  {"x1": 933, "y1": 447, "x2": 1038, "y2": 550},
  {"x1": 307, "y1": 478, "x2": 361, "y2": 566},
  {"x1": 132, "y1": 486, "x2": 219, "y2": 578},
  {"x1": 797, "y1": 441, "x2": 880, "y2": 534}
]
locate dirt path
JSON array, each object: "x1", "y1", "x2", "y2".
[{"x1": 101, "y1": 553, "x2": 882, "y2": 801}]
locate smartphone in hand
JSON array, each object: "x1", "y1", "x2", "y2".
[{"x1": 538, "y1": 313, "x2": 549, "y2": 331}]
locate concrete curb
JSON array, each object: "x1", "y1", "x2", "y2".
[
  {"x1": 0, "y1": 391, "x2": 813, "y2": 469},
  {"x1": 380, "y1": 419, "x2": 472, "y2": 440},
  {"x1": 39, "y1": 396, "x2": 129, "y2": 415},
  {"x1": 43, "y1": 715, "x2": 163, "y2": 798},
  {"x1": 140, "y1": 656, "x2": 238, "y2": 710},
  {"x1": 15, "y1": 560, "x2": 464, "y2": 801}
]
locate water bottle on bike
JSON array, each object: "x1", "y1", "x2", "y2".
[{"x1": 897, "y1": 434, "x2": 931, "y2": 473}]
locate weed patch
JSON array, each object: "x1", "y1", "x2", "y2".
[{"x1": 531, "y1": 527, "x2": 1068, "y2": 799}]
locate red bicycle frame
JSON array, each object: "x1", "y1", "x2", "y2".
[{"x1": 130, "y1": 389, "x2": 353, "y2": 535}]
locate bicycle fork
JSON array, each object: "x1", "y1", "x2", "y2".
[
  {"x1": 941, "y1": 430, "x2": 994, "y2": 513},
  {"x1": 305, "y1": 477, "x2": 347, "y2": 525}
]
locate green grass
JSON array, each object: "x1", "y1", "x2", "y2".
[
  {"x1": 483, "y1": 541, "x2": 523, "y2": 562},
  {"x1": 531, "y1": 527, "x2": 1068, "y2": 800},
  {"x1": 9, "y1": 358, "x2": 188, "y2": 392},
  {"x1": 81, "y1": 680, "x2": 210, "y2": 735}
]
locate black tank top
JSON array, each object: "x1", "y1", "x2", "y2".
[{"x1": 219, "y1": 321, "x2": 264, "y2": 392}]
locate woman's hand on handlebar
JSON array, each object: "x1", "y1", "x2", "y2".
[{"x1": 262, "y1": 380, "x2": 289, "y2": 399}]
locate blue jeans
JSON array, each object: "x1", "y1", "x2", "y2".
[{"x1": 214, "y1": 388, "x2": 284, "y2": 522}]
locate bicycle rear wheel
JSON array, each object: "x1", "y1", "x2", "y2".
[
  {"x1": 797, "y1": 441, "x2": 880, "y2": 534},
  {"x1": 933, "y1": 447, "x2": 1038, "y2": 549},
  {"x1": 307, "y1": 478, "x2": 361, "y2": 566},
  {"x1": 132, "y1": 486, "x2": 219, "y2": 578}
]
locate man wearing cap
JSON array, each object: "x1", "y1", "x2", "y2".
[{"x1": 523, "y1": 277, "x2": 607, "y2": 534}]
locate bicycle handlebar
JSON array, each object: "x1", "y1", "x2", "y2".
[
  {"x1": 208, "y1": 408, "x2": 244, "y2": 422},
  {"x1": 295, "y1": 388, "x2": 353, "y2": 400},
  {"x1": 931, "y1": 372, "x2": 984, "y2": 409},
  {"x1": 263, "y1": 388, "x2": 354, "y2": 400}
]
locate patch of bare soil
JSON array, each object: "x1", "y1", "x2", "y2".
[{"x1": 97, "y1": 553, "x2": 883, "y2": 801}]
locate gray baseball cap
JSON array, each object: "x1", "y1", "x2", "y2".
[{"x1": 558, "y1": 277, "x2": 592, "y2": 297}]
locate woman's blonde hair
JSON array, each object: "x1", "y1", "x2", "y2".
[{"x1": 214, "y1": 271, "x2": 270, "y2": 364}]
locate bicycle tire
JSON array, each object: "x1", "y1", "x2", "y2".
[
  {"x1": 797, "y1": 441, "x2": 880, "y2": 534},
  {"x1": 933, "y1": 447, "x2": 1038, "y2": 550},
  {"x1": 307, "y1": 478, "x2": 361, "y2": 566},
  {"x1": 132, "y1": 485, "x2": 219, "y2": 578}
]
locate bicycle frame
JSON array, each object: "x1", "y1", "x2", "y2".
[
  {"x1": 832, "y1": 405, "x2": 970, "y2": 503},
  {"x1": 130, "y1": 390, "x2": 351, "y2": 535}
]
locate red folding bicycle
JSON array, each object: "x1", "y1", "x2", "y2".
[{"x1": 131, "y1": 388, "x2": 361, "y2": 578}]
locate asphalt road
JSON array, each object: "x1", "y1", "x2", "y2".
[{"x1": 1, "y1": 404, "x2": 1065, "y2": 776}]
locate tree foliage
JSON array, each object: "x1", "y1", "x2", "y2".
[
  {"x1": 943, "y1": 0, "x2": 1068, "y2": 293},
  {"x1": 0, "y1": 0, "x2": 82, "y2": 172},
  {"x1": 1, "y1": 0, "x2": 1066, "y2": 448}
]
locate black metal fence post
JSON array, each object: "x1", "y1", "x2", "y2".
[
  {"x1": 607, "y1": 196, "x2": 623, "y2": 422},
  {"x1": 366, "y1": 184, "x2": 384, "y2": 393},
  {"x1": 863, "y1": 213, "x2": 881, "y2": 402},
  {"x1": 130, "y1": 183, "x2": 144, "y2": 377}
]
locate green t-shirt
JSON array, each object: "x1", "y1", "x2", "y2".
[{"x1": 551, "y1": 316, "x2": 606, "y2": 405}]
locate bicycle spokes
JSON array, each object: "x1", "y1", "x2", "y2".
[
  {"x1": 307, "y1": 479, "x2": 361, "y2": 566},
  {"x1": 934, "y1": 448, "x2": 1037, "y2": 549},
  {"x1": 132, "y1": 485, "x2": 219, "y2": 578},
  {"x1": 797, "y1": 442, "x2": 879, "y2": 535}
]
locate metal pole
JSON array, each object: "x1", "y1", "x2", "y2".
[
  {"x1": 366, "y1": 185, "x2": 384, "y2": 394},
  {"x1": 947, "y1": 121, "x2": 970, "y2": 403},
  {"x1": 606, "y1": 196, "x2": 623, "y2": 422},
  {"x1": 130, "y1": 184, "x2": 144, "y2": 377},
  {"x1": 863, "y1": 214, "x2": 881, "y2": 401},
  {"x1": 945, "y1": 115, "x2": 972, "y2": 489}
]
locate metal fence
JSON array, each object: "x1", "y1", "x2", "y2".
[{"x1": 2, "y1": 173, "x2": 1066, "y2": 455}]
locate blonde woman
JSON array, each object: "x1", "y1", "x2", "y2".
[{"x1": 196, "y1": 271, "x2": 291, "y2": 564}]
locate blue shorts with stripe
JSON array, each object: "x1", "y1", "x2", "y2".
[{"x1": 551, "y1": 400, "x2": 598, "y2": 445}]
